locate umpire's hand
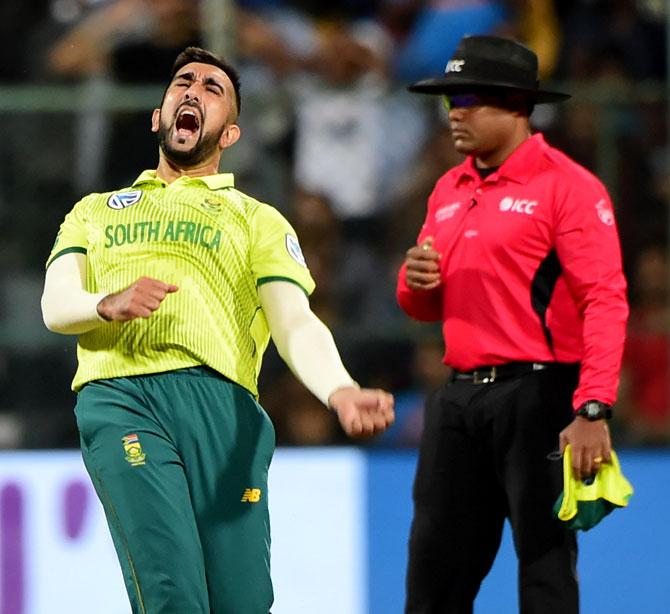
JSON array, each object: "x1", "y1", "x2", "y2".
[
  {"x1": 405, "y1": 237, "x2": 441, "y2": 291},
  {"x1": 329, "y1": 386, "x2": 395, "y2": 438},
  {"x1": 559, "y1": 416, "x2": 612, "y2": 481},
  {"x1": 97, "y1": 276, "x2": 179, "y2": 321}
]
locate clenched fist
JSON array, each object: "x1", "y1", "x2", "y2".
[
  {"x1": 405, "y1": 237, "x2": 441, "y2": 291},
  {"x1": 97, "y1": 276, "x2": 179, "y2": 321},
  {"x1": 328, "y1": 386, "x2": 395, "y2": 438}
]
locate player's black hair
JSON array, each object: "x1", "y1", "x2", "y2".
[{"x1": 168, "y1": 46, "x2": 241, "y2": 117}]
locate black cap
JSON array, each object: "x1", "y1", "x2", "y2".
[{"x1": 408, "y1": 35, "x2": 570, "y2": 104}]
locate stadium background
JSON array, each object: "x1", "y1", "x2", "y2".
[{"x1": 0, "y1": 1, "x2": 667, "y2": 612}]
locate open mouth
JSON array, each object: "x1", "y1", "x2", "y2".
[{"x1": 175, "y1": 108, "x2": 201, "y2": 137}]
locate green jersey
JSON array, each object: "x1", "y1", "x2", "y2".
[{"x1": 47, "y1": 171, "x2": 315, "y2": 395}]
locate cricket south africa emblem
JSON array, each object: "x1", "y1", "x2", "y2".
[
  {"x1": 122, "y1": 433, "x2": 146, "y2": 466},
  {"x1": 200, "y1": 198, "x2": 224, "y2": 214},
  {"x1": 108, "y1": 190, "x2": 142, "y2": 210}
]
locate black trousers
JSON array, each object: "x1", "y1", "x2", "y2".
[{"x1": 405, "y1": 363, "x2": 580, "y2": 614}]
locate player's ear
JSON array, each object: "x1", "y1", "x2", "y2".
[
  {"x1": 219, "y1": 124, "x2": 241, "y2": 150},
  {"x1": 151, "y1": 108, "x2": 161, "y2": 133}
]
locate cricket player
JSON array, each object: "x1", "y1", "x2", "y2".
[{"x1": 41, "y1": 46, "x2": 394, "y2": 614}]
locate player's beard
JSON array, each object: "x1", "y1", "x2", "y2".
[{"x1": 158, "y1": 118, "x2": 224, "y2": 167}]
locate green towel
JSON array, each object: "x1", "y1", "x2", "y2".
[{"x1": 553, "y1": 444, "x2": 633, "y2": 531}]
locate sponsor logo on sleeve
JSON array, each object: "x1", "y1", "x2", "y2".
[
  {"x1": 51, "y1": 229, "x2": 63, "y2": 250},
  {"x1": 107, "y1": 191, "x2": 142, "y2": 210},
  {"x1": 595, "y1": 199, "x2": 614, "y2": 226},
  {"x1": 285, "y1": 234, "x2": 307, "y2": 266}
]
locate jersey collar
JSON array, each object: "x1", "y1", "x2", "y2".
[
  {"x1": 456, "y1": 133, "x2": 547, "y2": 186},
  {"x1": 132, "y1": 170, "x2": 235, "y2": 190}
]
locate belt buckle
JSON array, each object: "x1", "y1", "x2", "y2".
[{"x1": 473, "y1": 366, "x2": 496, "y2": 384}]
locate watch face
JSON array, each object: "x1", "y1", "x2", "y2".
[{"x1": 583, "y1": 401, "x2": 608, "y2": 420}]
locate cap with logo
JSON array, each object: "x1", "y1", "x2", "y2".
[{"x1": 408, "y1": 35, "x2": 570, "y2": 104}]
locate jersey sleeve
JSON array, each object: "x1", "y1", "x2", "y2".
[
  {"x1": 396, "y1": 186, "x2": 443, "y2": 322},
  {"x1": 553, "y1": 175, "x2": 629, "y2": 409},
  {"x1": 249, "y1": 203, "x2": 316, "y2": 296},
  {"x1": 45, "y1": 198, "x2": 90, "y2": 269}
]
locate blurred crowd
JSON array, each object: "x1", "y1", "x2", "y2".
[{"x1": 0, "y1": 0, "x2": 667, "y2": 448}]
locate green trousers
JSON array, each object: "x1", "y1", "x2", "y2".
[{"x1": 75, "y1": 367, "x2": 275, "y2": 614}]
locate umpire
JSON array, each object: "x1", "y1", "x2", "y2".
[{"x1": 396, "y1": 36, "x2": 629, "y2": 613}]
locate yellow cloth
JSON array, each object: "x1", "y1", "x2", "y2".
[{"x1": 554, "y1": 444, "x2": 633, "y2": 531}]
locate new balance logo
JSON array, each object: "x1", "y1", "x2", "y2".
[{"x1": 241, "y1": 488, "x2": 262, "y2": 503}]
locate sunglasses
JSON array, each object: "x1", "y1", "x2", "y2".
[{"x1": 442, "y1": 93, "x2": 504, "y2": 111}]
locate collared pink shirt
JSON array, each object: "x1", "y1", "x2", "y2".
[{"x1": 397, "y1": 133, "x2": 629, "y2": 409}]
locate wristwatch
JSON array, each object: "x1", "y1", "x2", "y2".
[{"x1": 576, "y1": 400, "x2": 612, "y2": 421}]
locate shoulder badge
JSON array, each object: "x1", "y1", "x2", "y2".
[{"x1": 595, "y1": 199, "x2": 614, "y2": 226}]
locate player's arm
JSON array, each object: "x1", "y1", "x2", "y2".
[
  {"x1": 41, "y1": 253, "x2": 109, "y2": 334},
  {"x1": 41, "y1": 253, "x2": 178, "y2": 334},
  {"x1": 259, "y1": 281, "x2": 394, "y2": 438}
]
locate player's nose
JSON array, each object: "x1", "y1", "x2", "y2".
[{"x1": 184, "y1": 86, "x2": 201, "y2": 103}]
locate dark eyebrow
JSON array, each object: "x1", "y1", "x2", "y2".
[
  {"x1": 173, "y1": 71, "x2": 195, "y2": 83},
  {"x1": 203, "y1": 77, "x2": 224, "y2": 92},
  {"x1": 172, "y1": 71, "x2": 225, "y2": 94}
]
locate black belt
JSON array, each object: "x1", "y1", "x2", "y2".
[{"x1": 453, "y1": 362, "x2": 548, "y2": 384}]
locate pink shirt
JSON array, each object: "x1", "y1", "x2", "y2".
[{"x1": 397, "y1": 133, "x2": 629, "y2": 409}]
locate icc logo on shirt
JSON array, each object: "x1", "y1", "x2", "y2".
[{"x1": 499, "y1": 197, "x2": 537, "y2": 215}]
